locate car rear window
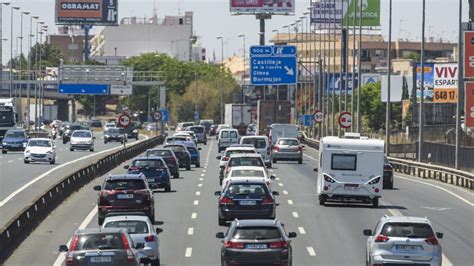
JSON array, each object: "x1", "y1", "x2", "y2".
[
  {"x1": 229, "y1": 157, "x2": 264, "y2": 167},
  {"x1": 232, "y1": 227, "x2": 281, "y2": 240},
  {"x1": 230, "y1": 131, "x2": 238, "y2": 138},
  {"x1": 133, "y1": 159, "x2": 164, "y2": 168},
  {"x1": 147, "y1": 150, "x2": 173, "y2": 157},
  {"x1": 278, "y1": 139, "x2": 298, "y2": 145},
  {"x1": 75, "y1": 233, "x2": 124, "y2": 251},
  {"x1": 104, "y1": 179, "x2": 146, "y2": 190},
  {"x1": 331, "y1": 154, "x2": 357, "y2": 171},
  {"x1": 167, "y1": 146, "x2": 187, "y2": 152},
  {"x1": 5, "y1": 131, "x2": 25, "y2": 138},
  {"x1": 221, "y1": 131, "x2": 229, "y2": 138},
  {"x1": 242, "y1": 138, "x2": 267, "y2": 149},
  {"x1": 226, "y1": 183, "x2": 269, "y2": 196},
  {"x1": 191, "y1": 127, "x2": 204, "y2": 133},
  {"x1": 69, "y1": 125, "x2": 82, "y2": 130},
  {"x1": 187, "y1": 147, "x2": 197, "y2": 153},
  {"x1": 231, "y1": 169, "x2": 265, "y2": 177},
  {"x1": 104, "y1": 221, "x2": 149, "y2": 234},
  {"x1": 225, "y1": 150, "x2": 256, "y2": 157},
  {"x1": 381, "y1": 223, "x2": 434, "y2": 238}
]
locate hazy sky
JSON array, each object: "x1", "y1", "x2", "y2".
[{"x1": 0, "y1": 0, "x2": 471, "y2": 64}]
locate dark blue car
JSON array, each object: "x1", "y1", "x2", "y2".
[
  {"x1": 185, "y1": 144, "x2": 201, "y2": 168},
  {"x1": 125, "y1": 157, "x2": 171, "y2": 192},
  {"x1": 2, "y1": 129, "x2": 28, "y2": 154}
]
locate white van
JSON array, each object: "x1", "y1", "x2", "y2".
[
  {"x1": 218, "y1": 129, "x2": 240, "y2": 152},
  {"x1": 269, "y1": 124, "x2": 299, "y2": 146},
  {"x1": 316, "y1": 136, "x2": 385, "y2": 207},
  {"x1": 239, "y1": 136, "x2": 272, "y2": 167}
]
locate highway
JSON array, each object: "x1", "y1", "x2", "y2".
[
  {"x1": 5, "y1": 140, "x2": 474, "y2": 266},
  {"x1": 0, "y1": 131, "x2": 146, "y2": 227}
]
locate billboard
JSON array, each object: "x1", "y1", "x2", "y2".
[
  {"x1": 381, "y1": 75, "x2": 404, "y2": 103},
  {"x1": 56, "y1": 0, "x2": 118, "y2": 26},
  {"x1": 465, "y1": 82, "x2": 474, "y2": 128},
  {"x1": 416, "y1": 63, "x2": 434, "y2": 101},
  {"x1": 311, "y1": 0, "x2": 380, "y2": 28},
  {"x1": 433, "y1": 63, "x2": 458, "y2": 103},
  {"x1": 464, "y1": 31, "x2": 474, "y2": 79},
  {"x1": 230, "y1": 0, "x2": 295, "y2": 14}
]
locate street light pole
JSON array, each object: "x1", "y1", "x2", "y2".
[
  {"x1": 27, "y1": 15, "x2": 38, "y2": 130},
  {"x1": 357, "y1": 0, "x2": 362, "y2": 133},
  {"x1": 10, "y1": 6, "x2": 20, "y2": 98},
  {"x1": 455, "y1": 0, "x2": 464, "y2": 169},
  {"x1": 386, "y1": 0, "x2": 392, "y2": 155},
  {"x1": 238, "y1": 34, "x2": 246, "y2": 103},
  {"x1": 1, "y1": 2, "x2": 11, "y2": 93},
  {"x1": 418, "y1": 0, "x2": 426, "y2": 162},
  {"x1": 18, "y1": 11, "x2": 29, "y2": 126},
  {"x1": 217, "y1": 36, "x2": 224, "y2": 124}
]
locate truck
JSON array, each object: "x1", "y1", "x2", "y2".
[
  {"x1": 0, "y1": 98, "x2": 19, "y2": 140},
  {"x1": 269, "y1": 123, "x2": 299, "y2": 146},
  {"x1": 224, "y1": 104, "x2": 251, "y2": 135},
  {"x1": 256, "y1": 100, "x2": 291, "y2": 136},
  {"x1": 29, "y1": 104, "x2": 58, "y2": 122}
]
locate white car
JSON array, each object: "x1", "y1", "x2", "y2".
[
  {"x1": 240, "y1": 136, "x2": 272, "y2": 167},
  {"x1": 223, "y1": 166, "x2": 276, "y2": 189},
  {"x1": 70, "y1": 130, "x2": 95, "y2": 152},
  {"x1": 24, "y1": 138, "x2": 56, "y2": 164},
  {"x1": 102, "y1": 214, "x2": 161, "y2": 265},
  {"x1": 216, "y1": 146, "x2": 257, "y2": 183},
  {"x1": 103, "y1": 122, "x2": 116, "y2": 131}
]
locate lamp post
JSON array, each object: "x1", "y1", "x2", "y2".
[
  {"x1": 300, "y1": 15, "x2": 308, "y2": 117},
  {"x1": 217, "y1": 36, "x2": 224, "y2": 124},
  {"x1": 10, "y1": 6, "x2": 20, "y2": 98},
  {"x1": 386, "y1": 0, "x2": 392, "y2": 155},
  {"x1": 34, "y1": 21, "x2": 44, "y2": 130},
  {"x1": 272, "y1": 29, "x2": 280, "y2": 101},
  {"x1": 18, "y1": 11, "x2": 29, "y2": 126},
  {"x1": 238, "y1": 34, "x2": 246, "y2": 103},
  {"x1": 455, "y1": 0, "x2": 463, "y2": 169},
  {"x1": 283, "y1": 25, "x2": 290, "y2": 43},
  {"x1": 418, "y1": 0, "x2": 426, "y2": 162},
  {"x1": 1, "y1": 2, "x2": 11, "y2": 92},
  {"x1": 26, "y1": 15, "x2": 38, "y2": 130}
]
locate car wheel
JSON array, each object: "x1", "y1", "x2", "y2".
[
  {"x1": 186, "y1": 164, "x2": 191, "y2": 171},
  {"x1": 298, "y1": 158, "x2": 303, "y2": 164},
  {"x1": 70, "y1": 148, "x2": 74, "y2": 151},
  {"x1": 196, "y1": 163, "x2": 201, "y2": 168},
  {"x1": 372, "y1": 197, "x2": 379, "y2": 208},
  {"x1": 98, "y1": 217, "x2": 104, "y2": 225},
  {"x1": 218, "y1": 217, "x2": 226, "y2": 226},
  {"x1": 90, "y1": 148, "x2": 94, "y2": 152},
  {"x1": 50, "y1": 159, "x2": 55, "y2": 165},
  {"x1": 165, "y1": 184, "x2": 171, "y2": 192},
  {"x1": 151, "y1": 258, "x2": 160, "y2": 266},
  {"x1": 204, "y1": 142, "x2": 207, "y2": 145},
  {"x1": 219, "y1": 178, "x2": 223, "y2": 186},
  {"x1": 104, "y1": 140, "x2": 107, "y2": 144},
  {"x1": 273, "y1": 159, "x2": 277, "y2": 163},
  {"x1": 135, "y1": 137, "x2": 138, "y2": 140},
  {"x1": 24, "y1": 159, "x2": 29, "y2": 164},
  {"x1": 63, "y1": 139, "x2": 67, "y2": 144},
  {"x1": 319, "y1": 196, "x2": 326, "y2": 206},
  {"x1": 2, "y1": 150, "x2": 6, "y2": 154},
  {"x1": 174, "y1": 172, "x2": 180, "y2": 179},
  {"x1": 386, "y1": 180, "x2": 394, "y2": 189}
]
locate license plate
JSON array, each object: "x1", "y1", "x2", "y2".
[
  {"x1": 395, "y1": 245, "x2": 422, "y2": 252},
  {"x1": 117, "y1": 194, "x2": 133, "y2": 199},
  {"x1": 344, "y1": 184, "x2": 359, "y2": 190},
  {"x1": 245, "y1": 243, "x2": 267, "y2": 249},
  {"x1": 239, "y1": 200, "x2": 256, "y2": 205},
  {"x1": 90, "y1": 256, "x2": 112, "y2": 263}
]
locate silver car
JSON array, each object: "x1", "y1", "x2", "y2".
[
  {"x1": 272, "y1": 138, "x2": 303, "y2": 164},
  {"x1": 364, "y1": 215, "x2": 444, "y2": 266},
  {"x1": 102, "y1": 214, "x2": 161, "y2": 265}
]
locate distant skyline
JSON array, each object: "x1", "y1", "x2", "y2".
[{"x1": 1, "y1": 0, "x2": 471, "y2": 64}]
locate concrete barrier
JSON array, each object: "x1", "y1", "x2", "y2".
[{"x1": 0, "y1": 136, "x2": 164, "y2": 263}]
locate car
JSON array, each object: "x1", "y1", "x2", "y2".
[
  {"x1": 102, "y1": 214, "x2": 161, "y2": 266},
  {"x1": 223, "y1": 153, "x2": 267, "y2": 180},
  {"x1": 364, "y1": 215, "x2": 444, "y2": 266},
  {"x1": 125, "y1": 157, "x2": 172, "y2": 192},
  {"x1": 383, "y1": 156, "x2": 394, "y2": 189},
  {"x1": 104, "y1": 127, "x2": 127, "y2": 144},
  {"x1": 215, "y1": 178, "x2": 279, "y2": 226},
  {"x1": 272, "y1": 137, "x2": 304, "y2": 164},
  {"x1": 178, "y1": 131, "x2": 198, "y2": 145},
  {"x1": 94, "y1": 174, "x2": 155, "y2": 225},
  {"x1": 176, "y1": 122, "x2": 194, "y2": 131},
  {"x1": 121, "y1": 122, "x2": 140, "y2": 140},
  {"x1": 146, "y1": 148, "x2": 180, "y2": 178},
  {"x1": 58, "y1": 228, "x2": 145, "y2": 266},
  {"x1": 209, "y1": 124, "x2": 218, "y2": 136},
  {"x1": 186, "y1": 125, "x2": 207, "y2": 145},
  {"x1": 58, "y1": 122, "x2": 70, "y2": 137},
  {"x1": 2, "y1": 129, "x2": 28, "y2": 153},
  {"x1": 23, "y1": 138, "x2": 56, "y2": 164},
  {"x1": 104, "y1": 122, "x2": 117, "y2": 131},
  {"x1": 216, "y1": 146, "x2": 257, "y2": 184},
  {"x1": 245, "y1": 123, "x2": 257, "y2": 136},
  {"x1": 216, "y1": 219, "x2": 296, "y2": 266},
  {"x1": 146, "y1": 123, "x2": 158, "y2": 131},
  {"x1": 215, "y1": 124, "x2": 231, "y2": 140},
  {"x1": 62, "y1": 124, "x2": 84, "y2": 144},
  {"x1": 240, "y1": 136, "x2": 272, "y2": 168},
  {"x1": 70, "y1": 130, "x2": 95, "y2": 152},
  {"x1": 164, "y1": 144, "x2": 192, "y2": 171},
  {"x1": 165, "y1": 135, "x2": 192, "y2": 145},
  {"x1": 224, "y1": 166, "x2": 276, "y2": 189},
  {"x1": 181, "y1": 141, "x2": 201, "y2": 168},
  {"x1": 199, "y1": 119, "x2": 214, "y2": 133},
  {"x1": 218, "y1": 129, "x2": 240, "y2": 152},
  {"x1": 88, "y1": 119, "x2": 102, "y2": 128}
]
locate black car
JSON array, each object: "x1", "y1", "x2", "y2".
[
  {"x1": 89, "y1": 119, "x2": 102, "y2": 128},
  {"x1": 216, "y1": 219, "x2": 296, "y2": 266},
  {"x1": 146, "y1": 148, "x2": 180, "y2": 178},
  {"x1": 125, "y1": 157, "x2": 171, "y2": 192},
  {"x1": 215, "y1": 179, "x2": 278, "y2": 226},
  {"x1": 94, "y1": 174, "x2": 155, "y2": 225},
  {"x1": 383, "y1": 156, "x2": 394, "y2": 189},
  {"x1": 164, "y1": 144, "x2": 191, "y2": 171},
  {"x1": 62, "y1": 124, "x2": 84, "y2": 144},
  {"x1": 120, "y1": 122, "x2": 139, "y2": 140},
  {"x1": 104, "y1": 127, "x2": 127, "y2": 144}
]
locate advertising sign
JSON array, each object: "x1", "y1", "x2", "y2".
[
  {"x1": 415, "y1": 63, "x2": 435, "y2": 101},
  {"x1": 465, "y1": 82, "x2": 474, "y2": 128},
  {"x1": 464, "y1": 31, "x2": 474, "y2": 79},
  {"x1": 327, "y1": 73, "x2": 358, "y2": 94},
  {"x1": 230, "y1": 0, "x2": 295, "y2": 14},
  {"x1": 433, "y1": 63, "x2": 458, "y2": 103},
  {"x1": 56, "y1": 0, "x2": 118, "y2": 26},
  {"x1": 311, "y1": 0, "x2": 380, "y2": 28}
]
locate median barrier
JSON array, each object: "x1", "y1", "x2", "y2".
[{"x1": 0, "y1": 136, "x2": 164, "y2": 263}]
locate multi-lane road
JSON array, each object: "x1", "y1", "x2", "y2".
[{"x1": 4, "y1": 139, "x2": 474, "y2": 265}]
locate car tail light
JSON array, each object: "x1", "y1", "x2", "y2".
[
  {"x1": 267, "y1": 147, "x2": 271, "y2": 155},
  {"x1": 145, "y1": 235, "x2": 155, "y2": 242},
  {"x1": 425, "y1": 236, "x2": 439, "y2": 245},
  {"x1": 273, "y1": 145, "x2": 280, "y2": 152},
  {"x1": 222, "y1": 157, "x2": 229, "y2": 161},
  {"x1": 220, "y1": 197, "x2": 234, "y2": 205},
  {"x1": 297, "y1": 146, "x2": 303, "y2": 152},
  {"x1": 121, "y1": 233, "x2": 135, "y2": 262},
  {"x1": 224, "y1": 241, "x2": 244, "y2": 249},
  {"x1": 269, "y1": 240, "x2": 288, "y2": 248},
  {"x1": 323, "y1": 174, "x2": 336, "y2": 183},
  {"x1": 374, "y1": 234, "x2": 390, "y2": 242},
  {"x1": 65, "y1": 234, "x2": 79, "y2": 265},
  {"x1": 368, "y1": 176, "x2": 381, "y2": 185},
  {"x1": 384, "y1": 165, "x2": 393, "y2": 172},
  {"x1": 128, "y1": 166, "x2": 139, "y2": 171},
  {"x1": 261, "y1": 197, "x2": 274, "y2": 205}
]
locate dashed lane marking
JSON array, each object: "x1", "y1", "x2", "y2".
[
  {"x1": 193, "y1": 200, "x2": 199, "y2": 205},
  {"x1": 276, "y1": 177, "x2": 280, "y2": 181},
  {"x1": 198, "y1": 183, "x2": 203, "y2": 187},
  {"x1": 287, "y1": 200, "x2": 294, "y2": 205},
  {"x1": 191, "y1": 213, "x2": 197, "y2": 219},
  {"x1": 7, "y1": 160, "x2": 13, "y2": 163},
  {"x1": 278, "y1": 183, "x2": 284, "y2": 187},
  {"x1": 298, "y1": 227, "x2": 306, "y2": 234},
  {"x1": 199, "y1": 178, "x2": 203, "y2": 181},
  {"x1": 306, "y1": 247, "x2": 316, "y2": 256},
  {"x1": 185, "y1": 248, "x2": 193, "y2": 257},
  {"x1": 195, "y1": 191, "x2": 201, "y2": 196},
  {"x1": 283, "y1": 190, "x2": 288, "y2": 195},
  {"x1": 187, "y1": 227, "x2": 194, "y2": 235},
  {"x1": 200, "y1": 173, "x2": 205, "y2": 177},
  {"x1": 292, "y1": 212, "x2": 299, "y2": 218},
  {"x1": 304, "y1": 154, "x2": 318, "y2": 161}
]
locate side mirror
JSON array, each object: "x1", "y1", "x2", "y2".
[
  {"x1": 313, "y1": 168, "x2": 318, "y2": 172},
  {"x1": 93, "y1": 136, "x2": 96, "y2": 139},
  {"x1": 270, "y1": 175, "x2": 276, "y2": 180},
  {"x1": 214, "y1": 191, "x2": 221, "y2": 196},
  {"x1": 198, "y1": 147, "x2": 202, "y2": 151},
  {"x1": 93, "y1": 185, "x2": 102, "y2": 191},
  {"x1": 216, "y1": 156, "x2": 222, "y2": 160},
  {"x1": 123, "y1": 165, "x2": 129, "y2": 169},
  {"x1": 363, "y1": 229, "x2": 372, "y2": 236},
  {"x1": 216, "y1": 232, "x2": 225, "y2": 239},
  {"x1": 436, "y1": 232, "x2": 444, "y2": 239},
  {"x1": 288, "y1": 232, "x2": 297, "y2": 238},
  {"x1": 156, "y1": 228, "x2": 163, "y2": 234},
  {"x1": 272, "y1": 191, "x2": 279, "y2": 196},
  {"x1": 301, "y1": 145, "x2": 306, "y2": 149},
  {"x1": 53, "y1": 146, "x2": 57, "y2": 149},
  {"x1": 135, "y1": 243, "x2": 145, "y2": 249},
  {"x1": 59, "y1": 245, "x2": 69, "y2": 252}
]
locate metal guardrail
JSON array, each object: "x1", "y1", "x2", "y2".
[
  {"x1": 0, "y1": 136, "x2": 164, "y2": 263},
  {"x1": 301, "y1": 138, "x2": 474, "y2": 191}
]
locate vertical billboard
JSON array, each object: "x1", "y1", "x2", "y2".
[
  {"x1": 464, "y1": 31, "x2": 474, "y2": 79},
  {"x1": 415, "y1": 63, "x2": 434, "y2": 102},
  {"x1": 465, "y1": 82, "x2": 474, "y2": 128},
  {"x1": 56, "y1": 0, "x2": 118, "y2": 25},
  {"x1": 310, "y1": 0, "x2": 380, "y2": 29},
  {"x1": 230, "y1": 0, "x2": 295, "y2": 14},
  {"x1": 433, "y1": 63, "x2": 458, "y2": 103}
]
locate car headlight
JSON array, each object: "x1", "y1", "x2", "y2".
[
  {"x1": 104, "y1": 135, "x2": 110, "y2": 138},
  {"x1": 2, "y1": 142, "x2": 6, "y2": 146},
  {"x1": 133, "y1": 130, "x2": 138, "y2": 133},
  {"x1": 22, "y1": 142, "x2": 27, "y2": 147},
  {"x1": 25, "y1": 149, "x2": 30, "y2": 153},
  {"x1": 47, "y1": 151, "x2": 53, "y2": 154}
]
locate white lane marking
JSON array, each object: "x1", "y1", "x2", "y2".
[
  {"x1": 193, "y1": 200, "x2": 199, "y2": 205},
  {"x1": 191, "y1": 213, "x2": 197, "y2": 219},
  {"x1": 17, "y1": 158, "x2": 22, "y2": 160},
  {"x1": 7, "y1": 160, "x2": 13, "y2": 163},
  {"x1": 283, "y1": 190, "x2": 288, "y2": 195},
  {"x1": 53, "y1": 206, "x2": 97, "y2": 266},
  {"x1": 202, "y1": 169, "x2": 206, "y2": 173},
  {"x1": 287, "y1": 200, "x2": 294, "y2": 205},
  {"x1": 0, "y1": 138, "x2": 147, "y2": 206},
  {"x1": 396, "y1": 175, "x2": 474, "y2": 207},
  {"x1": 200, "y1": 173, "x2": 205, "y2": 177},
  {"x1": 198, "y1": 183, "x2": 203, "y2": 187},
  {"x1": 278, "y1": 183, "x2": 284, "y2": 187},
  {"x1": 185, "y1": 247, "x2": 193, "y2": 257},
  {"x1": 276, "y1": 177, "x2": 280, "y2": 181},
  {"x1": 199, "y1": 178, "x2": 203, "y2": 181},
  {"x1": 306, "y1": 247, "x2": 316, "y2": 256},
  {"x1": 195, "y1": 191, "x2": 201, "y2": 196},
  {"x1": 187, "y1": 227, "x2": 194, "y2": 235},
  {"x1": 298, "y1": 227, "x2": 306, "y2": 234},
  {"x1": 292, "y1": 212, "x2": 299, "y2": 218},
  {"x1": 269, "y1": 169, "x2": 274, "y2": 172},
  {"x1": 304, "y1": 154, "x2": 318, "y2": 161}
]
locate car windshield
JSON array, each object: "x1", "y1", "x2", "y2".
[
  {"x1": 72, "y1": 131, "x2": 92, "y2": 138},
  {"x1": 74, "y1": 233, "x2": 124, "y2": 251},
  {"x1": 381, "y1": 223, "x2": 434, "y2": 238},
  {"x1": 331, "y1": 154, "x2": 357, "y2": 171},
  {"x1": 242, "y1": 138, "x2": 267, "y2": 149},
  {"x1": 231, "y1": 169, "x2": 265, "y2": 177},
  {"x1": 132, "y1": 159, "x2": 165, "y2": 168},
  {"x1": 147, "y1": 150, "x2": 173, "y2": 157},
  {"x1": 104, "y1": 221, "x2": 149, "y2": 234},
  {"x1": 229, "y1": 157, "x2": 264, "y2": 167},
  {"x1": 278, "y1": 139, "x2": 298, "y2": 145},
  {"x1": 232, "y1": 227, "x2": 281, "y2": 240},
  {"x1": 104, "y1": 179, "x2": 146, "y2": 190},
  {"x1": 226, "y1": 183, "x2": 268, "y2": 196},
  {"x1": 107, "y1": 128, "x2": 121, "y2": 134},
  {"x1": 5, "y1": 131, "x2": 25, "y2": 138},
  {"x1": 28, "y1": 140, "x2": 51, "y2": 147}
]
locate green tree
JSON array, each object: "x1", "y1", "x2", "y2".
[{"x1": 360, "y1": 82, "x2": 386, "y2": 132}]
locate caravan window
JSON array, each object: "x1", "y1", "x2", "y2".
[{"x1": 331, "y1": 154, "x2": 357, "y2": 171}]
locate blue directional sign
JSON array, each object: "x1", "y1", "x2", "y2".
[
  {"x1": 250, "y1": 45, "x2": 297, "y2": 86},
  {"x1": 303, "y1": 114, "x2": 314, "y2": 126},
  {"x1": 160, "y1": 109, "x2": 169, "y2": 123},
  {"x1": 326, "y1": 73, "x2": 358, "y2": 95},
  {"x1": 59, "y1": 84, "x2": 109, "y2": 95},
  {"x1": 194, "y1": 111, "x2": 200, "y2": 121}
]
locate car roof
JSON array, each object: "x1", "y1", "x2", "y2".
[
  {"x1": 227, "y1": 178, "x2": 267, "y2": 184},
  {"x1": 72, "y1": 130, "x2": 91, "y2": 133},
  {"x1": 103, "y1": 215, "x2": 151, "y2": 223},
  {"x1": 6, "y1": 129, "x2": 25, "y2": 132},
  {"x1": 106, "y1": 174, "x2": 146, "y2": 180},
  {"x1": 380, "y1": 215, "x2": 432, "y2": 224},
  {"x1": 29, "y1": 138, "x2": 51, "y2": 141},
  {"x1": 230, "y1": 166, "x2": 266, "y2": 171},
  {"x1": 148, "y1": 148, "x2": 173, "y2": 152},
  {"x1": 241, "y1": 135, "x2": 268, "y2": 140},
  {"x1": 226, "y1": 146, "x2": 256, "y2": 151},
  {"x1": 134, "y1": 156, "x2": 165, "y2": 161},
  {"x1": 229, "y1": 153, "x2": 263, "y2": 158},
  {"x1": 277, "y1": 137, "x2": 299, "y2": 141},
  {"x1": 76, "y1": 227, "x2": 125, "y2": 235},
  {"x1": 232, "y1": 219, "x2": 280, "y2": 227},
  {"x1": 164, "y1": 143, "x2": 186, "y2": 148}
]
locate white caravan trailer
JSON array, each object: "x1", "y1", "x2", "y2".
[{"x1": 316, "y1": 136, "x2": 385, "y2": 207}]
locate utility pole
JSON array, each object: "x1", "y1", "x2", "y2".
[
  {"x1": 357, "y1": 0, "x2": 362, "y2": 133},
  {"x1": 386, "y1": 0, "x2": 392, "y2": 155},
  {"x1": 351, "y1": 0, "x2": 356, "y2": 132},
  {"x1": 455, "y1": 0, "x2": 464, "y2": 169},
  {"x1": 238, "y1": 34, "x2": 246, "y2": 103},
  {"x1": 217, "y1": 36, "x2": 224, "y2": 124},
  {"x1": 418, "y1": 0, "x2": 426, "y2": 162},
  {"x1": 27, "y1": 15, "x2": 38, "y2": 130},
  {"x1": 19, "y1": 11, "x2": 29, "y2": 127},
  {"x1": 10, "y1": 6, "x2": 20, "y2": 98}
]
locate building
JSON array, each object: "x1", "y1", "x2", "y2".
[
  {"x1": 47, "y1": 26, "x2": 94, "y2": 63},
  {"x1": 90, "y1": 12, "x2": 206, "y2": 62}
]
